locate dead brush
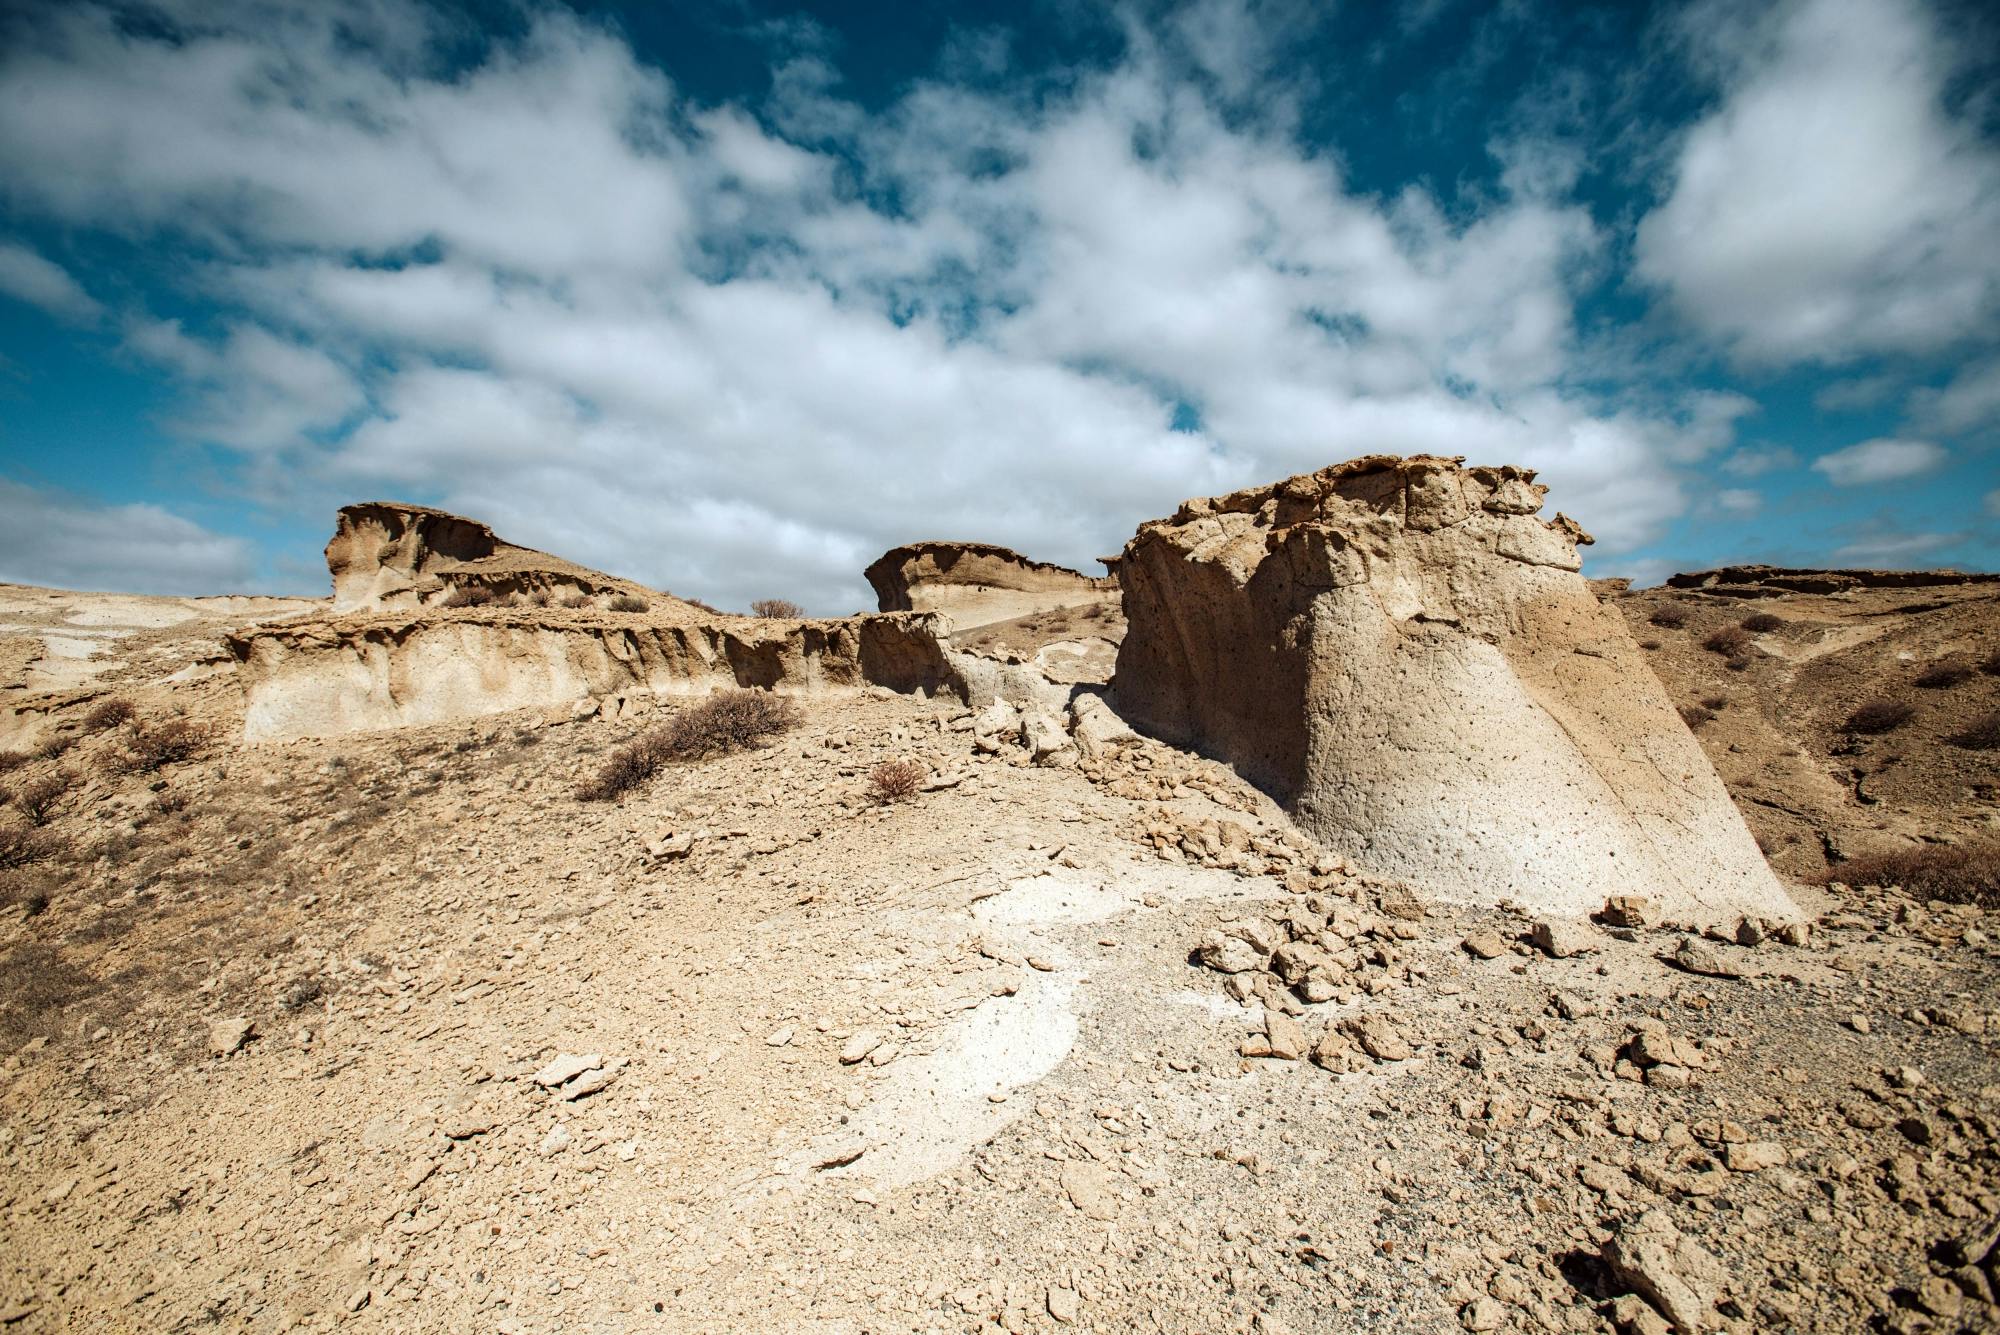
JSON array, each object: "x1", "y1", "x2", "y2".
[
  {"x1": 1843, "y1": 699, "x2": 1915, "y2": 735},
  {"x1": 111, "y1": 719, "x2": 214, "y2": 775},
  {"x1": 1648, "y1": 605, "x2": 1689, "y2": 628},
  {"x1": 1740, "y1": 612, "x2": 1786, "y2": 633},
  {"x1": 751, "y1": 599, "x2": 805, "y2": 619},
  {"x1": 607, "y1": 593, "x2": 651, "y2": 613},
  {"x1": 13, "y1": 772, "x2": 75, "y2": 825},
  {"x1": 1677, "y1": 704, "x2": 1716, "y2": 730},
  {"x1": 1825, "y1": 842, "x2": 1999, "y2": 908},
  {"x1": 439, "y1": 585, "x2": 496, "y2": 608},
  {"x1": 36, "y1": 734, "x2": 77, "y2": 761},
  {"x1": 83, "y1": 698, "x2": 135, "y2": 732},
  {"x1": 1950, "y1": 712, "x2": 2000, "y2": 751},
  {"x1": 1703, "y1": 625, "x2": 1753, "y2": 657},
  {"x1": 867, "y1": 758, "x2": 927, "y2": 803},
  {"x1": 577, "y1": 690, "x2": 803, "y2": 801},
  {"x1": 0, "y1": 751, "x2": 29, "y2": 776},
  {"x1": 1915, "y1": 661, "x2": 1975, "y2": 689},
  {"x1": 0, "y1": 821, "x2": 60, "y2": 870}
]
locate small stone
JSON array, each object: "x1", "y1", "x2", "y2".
[
  {"x1": 531, "y1": 1053, "x2": 601, "y2": 1088},
  {"x1": 1601, "y1": 1209, "x2": 1723, "y2": 1335},
  {"x1": 1061, "y1": 1162, "x2": 1117, "y2": 1220},
  {"x1": 838, "y1": 1032, "x2": 884, "y2": 1065},
  {"x1": 1916, "y1": 1276, "x2": 1962, "y2": 1319},
  {"x1": 1343, "y1": 1014, "x2": 1413, "y2": 1062},
  {"x1": 539, "y1": 1123, "x2": 571, "y2": 1156},
  {"x1": 1847, "y1": 1014, "x2": 1871, "y2": 1035},
  {"x1": 560, "y1": 1066, "x2": 618, "y2": 1101},
  {"x1": 1461, "y1": 1296, "x2": 1504, "y2": 1331},
  {"x1": 208, "y1": 1017, "x2": 253, "y2": 1057},
  {"x1": 1047, "y1": 1286, "x2": 1079, "y2": 1324},
  {"x1": 1608, "y1": 1294, "x2": 1672, "y2": 1335},
  {"x1": 1461, "y1": 932, "x2": 1507, "y2": 960},
  {"x1": 1602, "y1": 896, "x2": 1657, "y2": 929},
  {"x1": 1264, "y1": 1009, "x2": 1307, "y2": 1062},
  {"x1": 1195, "y1": 932, "x2": 1266, "y2": 974},
  {"x1": 1377, "y1": 885, "x2": 1426, "y2": 921},
  {"x1": 1662, "y1": 937, "x2": 1742, "y2": 979},
  {"x1": 1724, "y1": 1141, "x2": 1787, "y2": 1172},
  {"x1": 1531, "y1": 920, "x2": 1599, "y2": 959},
  {"x1": 765, "y1": 1026, "x2": 794, "y2": 1047}
]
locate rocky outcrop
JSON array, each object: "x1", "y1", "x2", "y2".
[
  {"x1": 1666, "y1": 565, "x2": 2000, "y2": 598},
  {"x1": 1113, "y1": 454, "x2": 1795, "y2": 922},
  {"x1": 327, "y1": 502, "x2": 651, "y2": 612},
  {"x1": 865, "y1": 542, "x2": 1115, "y2": 630},
  {"x1": 230, "y1": 608, "x2": 953, "y2": 741}
]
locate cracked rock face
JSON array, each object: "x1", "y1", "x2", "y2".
[
  {"x1": 864, "y1": 541, "x2": 1115, "y2": 630},
  {"x1": 1113, "y1": 454, "x2": 1795, "y2": 923}
]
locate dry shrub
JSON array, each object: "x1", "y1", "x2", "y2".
[
  {"x1": 1637, "y1": 639, "x2": 1662, "y2": 651},
  {"x1": 751, "y1": 599, "x2": 805, "y2": 619},
  {"x1": 0, "y1": 942, "x2": 97, "y2": 1047},
  {"x1": 440, "y1": 585, "x2": 495, "y2": 608},
  {"x1": 1703, "y1": 625, "x2": 1753, "y2": 656},
  {"x1": 1843, "y1": 699, "x2": 1915, "y2": 735},
  {"x1": 1982, "y1": 649, "x2": 2000, "y2": 677},
  {"x1": 84, "y1": 698, "x2": 135, "y2": 731},
  {"x1": 1950, "y1": 712, "x2": 2000, "y2": 751},
  {"x1": 558, "y1": 592, "x2": 592, "y2": 610},
  {"x1": 1700, "y1": 695, "x2": 1729, "y2": 711},
  {"x1": 0, "y1": 751, "x2": 28, "y2": 776},
  {"x1": 1827, "y1": 843, "x2": 2000, "y2": 908},
  {"x1": 577, "y1": 690, "x2": 802, "y2": 801},
  {"x1": 1677, "y1": 704, "x2": 1716, "y2": 729},
  {"x1": 114, "y1": 719, "x2": 214, "y2": 774},
  {"x1": 526, "y1": 590, "x2": 552, "y2": 608},
  {"x1": 868, "y1": 758, "x2": 926, "y2": 803},
  {"x1": 607, "y1": 593, "x2": 651, "y2": 613},
  {"x1": 1648, "y1": 605, "x2": 1689, "y2": 628},
  {"x1": 36, "y1": 734, "x2": 76, "y2": 761},
  {"x1": 0, "y1": 821, "x2": 60, "y2": 870},
  {"x1": 1915, "y1": 662, "x2": 1975, "y2": 689},
  {"x1": 13, "y1": 772, "x2": 74, "y2": 825},
  {"x1": 1740, "y1": 612, "x2": 1786, "y2": 633}
]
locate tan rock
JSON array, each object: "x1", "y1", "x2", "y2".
[
  {"x1": 1601, "y1": 1209, "x2": 1725, "y2": 1333},
  {"x1": 864, "y1": 541, "x2": 1114, "y2": 630},
  {"x1": 1112, "y1": 455, "x2": 1794, "y2": 922},
  {"x1": 1531, "y1": 920, "x2": 1599, "y2": 959},
  {"x1": 1342, "y1": 1015, "x2": 1413, "y2": 1062}
]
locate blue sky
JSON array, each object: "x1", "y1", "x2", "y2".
[{"x1": 0, "y1": 0, "x2": 1995, "y2": 609}]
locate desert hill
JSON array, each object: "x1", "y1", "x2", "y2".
[{"x1": 0, "y1": 456, "x2": 1995, "y2": 1334}]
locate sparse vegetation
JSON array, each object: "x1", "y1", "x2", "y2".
[
  {"x1": 0, "y1": 942, "x2": 97, "y2": 1047},
  {"x1": 1826, "y1": 842, "x2": 2000, "y2": 908},
  {"x1": 440, "y1": 585, "x2": 496, "y2": 608},
  {"x1": 607, "y1": 593, "x2": 650, "y2": 613},
  {"x1": 1740, "y1": 612, "x2": 1786, "y2": 633},
  {"x1": 1703, "y1": 625, "x2": 1752, "y2": 656},
  {"x1": 526, "y1": 590, "x2": 552, "y2": 607},
  {"x1": 868, "y1": 758, "x2": 926, "y2": 803},
  {"x1": 1843, "y1": 699, "x2": 1915, "y2": 735},
  {"x1": 1700, "y1": 695, "x2": 1729, "y2": 711},
  {"x1": 1648, "y1": 605, "x2": 1688, "y2": 628},
  {"x1": 113, "y1": 719, "x2": 214, "y2": 774},
  {"x1": 0, "y1": 751, "x2": 29, "y2": 776},
  {"x1": 559, "y1": 592, "x2": 592, "y2": 610},
  {"x1": 1982, "y1": 649, "x2": 2000, "y2": 676},
  {"x1": 84, "y1": 698, "x2": 136, "y2": 731},
  {"x1": 1678, "y1": 703, "x2": 1716, "y2": 729},
  {"x1": 577, "y1": 690, "x2": 803, "y2": 800},
  {"x1": 0, "y1": 821, "x2": 60, "y2": 870},
  {"x1": 1915, "y1": 661, "x2": 1975, "y2": 689},
  {"x1": 1949, "y1": 712, "x2": 2000, "y2": 751},
  {"x1": 1637, "y1": 639, "x2": 1661, "y2": 651},
  {"x1": 751, "y1": 599, "x2": 805, "y2": 619},
  {"x1": 36, "y1": 733, "x2": 76, "y2": 760},
  {"x1": 281, "y1": 978, "x2": 326, "y2": 1012},
  {"x1": 14, "y1": 772, "x2": 75, "y2": 825}
]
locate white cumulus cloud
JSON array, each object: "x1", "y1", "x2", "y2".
[
  {"x1": 0, "y1": 479, "x2": 255, "y2": 594},
  {"x1": 1809, "y1": 437, "x2": 1947, "y2": 486}
]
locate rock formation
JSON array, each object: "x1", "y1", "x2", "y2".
[
  {"x1": 327, "y1": 502, "x2": 651, "y2": 611},
  {"x1": 865, "y1": 541, "x2": 1116, "y2": 630},
  {"x1": 1113, "y1": 454, "x2": 1794, "y2": 922},
  {"x1": 1665, "y1": 565, "x2": 2000, "y2": 598}
]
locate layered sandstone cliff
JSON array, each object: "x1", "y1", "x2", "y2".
[
  {"x1": 1114, "y1": 454, "x2": 1795, "y2": 921},
  {"x1": 327, "y1": 502, "x2": 652, "y2": 612},
  {"x1": 865, "y1": 542, "x2": 1115, "y2": 630}
]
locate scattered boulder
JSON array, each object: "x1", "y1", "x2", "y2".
[
  {"x1": 207, "y1": 1017, "x2": 253, "y2": 1057},
  {"x1": 1601, "y1": 1209, "x2": 1726, "y2": 1333},
  {"x1": 1531, "y1": 920, "x2": 1599, "y2": 959}
]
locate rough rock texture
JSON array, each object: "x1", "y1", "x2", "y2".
[
  {"x1": 1114, "y1": 454, "x2": 1793, "y2": 922},
  {"x1": 865, "y1": 541, "x2": 1116, "y2": 630},
  {"x1": 1664, "y1": 565, "x2": 2000, "y2": 599},
  {"x1": 327, "y1": 502, "x2": 652, "y2": 612},
  {"x1": 229, "y1": 609, "x2": 953, "y2": 741}
]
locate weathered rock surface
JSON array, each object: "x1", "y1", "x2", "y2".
[
  {"x1": 1113, "y1": 454, "x2": 1795, "y2": 922},
  {"x1": 865, "y1": 541, "x2": 1116, "y2": 630},
  {"x1": 327, "y1": 502, "x2": 653, "y2": 612}
]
